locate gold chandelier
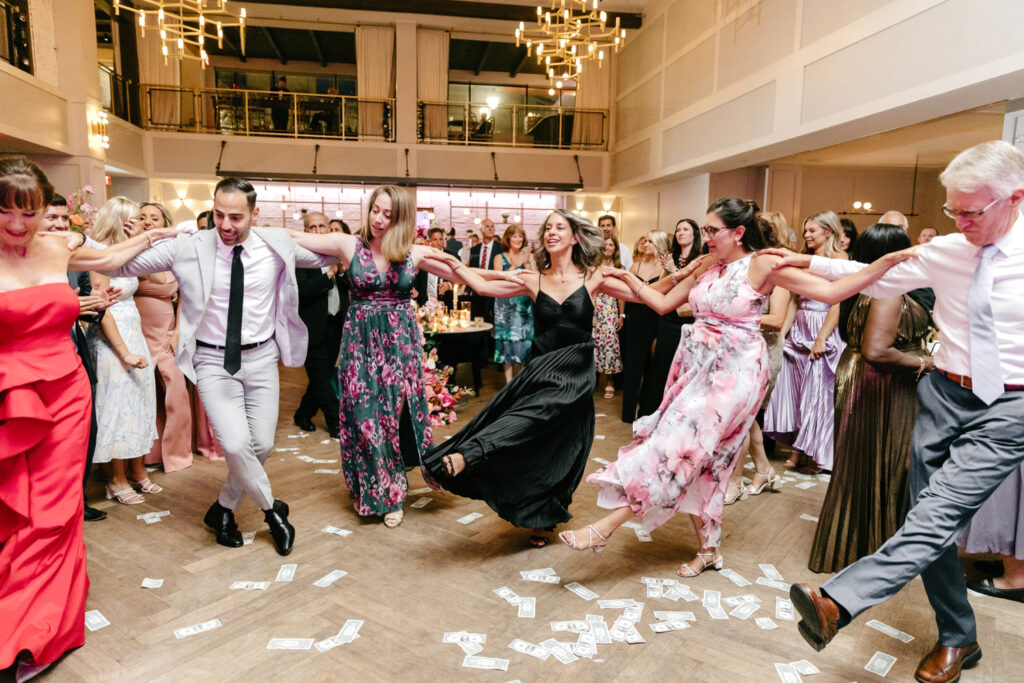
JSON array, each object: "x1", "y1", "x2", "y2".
[
  {"x1": 515, "y1": 0, "x2": 626, "y2": 91},
  {"x1": 112, "y1": 0, "x2": 247, "y2": 68}
]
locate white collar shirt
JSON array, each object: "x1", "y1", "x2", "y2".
[
  {"x1": 195, "y1": 230, "x2": 282, "y2": 346},
  {"x1": 809, "y1": 210, "x2": 1024, "y2": 383},
  {"x1": 427, "y1": 272, "x2": 439, "y2": 300}
]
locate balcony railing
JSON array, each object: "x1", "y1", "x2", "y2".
[
  {"x1": 99, "y1": 65, "x2": 142, "y2": 126},
  {"x1": 417, "y1": 100, "x2": 607, "y2": 150},
  {"x1": 141, "y1": 85, "x2": 396, "y2": 142}
]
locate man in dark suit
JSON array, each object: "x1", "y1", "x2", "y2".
[
  {"x1": 468, "y1": 218, "x2": 503, "y2": 322},
  {"x1": 444, "y1": 227, "x2": 462, "y2": 258},
  {"x1": 294, "y1": 212, "x2": 342, "y2": 438},
  {"x1": 415, "y1": 227, "x2": 455, "y2": 307}
]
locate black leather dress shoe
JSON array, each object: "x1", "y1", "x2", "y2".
[
  {"x1": 294, "y1": 418, "x2": 315, "y2": 432},
  {"x1": 264, "y1": 499, "x2": 294, "y2": 556},
  {"x1": 967, "y1": 577, "x2": 1024, "y2": 603},
  {"x1": 204, "y1": 501, "x2": 243, "y2": 548},
  {"x1": 84, "y1": 505, "x2": 107, "y2": 522}
]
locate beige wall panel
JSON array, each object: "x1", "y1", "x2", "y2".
[
  {"x1": 802, "y1": 0, "x2": 1024, "y2": 123},
  {"x1": 105, "y1": 118, "x2": 146, "y2": 175},
  {"x1": 416, "y1": 149, "x2": 604, "y2": 188},
  {"x1": 665, "y1": 0, "x2": 717, "y2": 52},
  {"x1": 662, "y1": 81, "x2": 776, "y2": 168},
  {"x1": 616, "y1": 74, "x2": 662, "y2": 140},
  {"x1": 612, "y1": 138, "x2": 652, "y2": 185},
  {"x1": 0, "y1": 70, "x2": 69, "y2": 152},
  {"x1": 801, "y1": 0, "x2": 896, "y2": 46},
  {"x1": 709, "y1": 166, "x2": 765, "y2": 203},
  {"x1": 766, "y1": 167, "x2": 800, "y2": 241},
  {"x1": 662, "y1": 37, "x2": 716, "y2": 118},
  {"x1": 717, "y1": 0, "x2": 796, "y2": 89},
  {"x1": 657, "y1": 172, "x2": 711, "y2": 228},
  {"x1": 616, "y1": 15, "x2": 664, "y2": 91}
]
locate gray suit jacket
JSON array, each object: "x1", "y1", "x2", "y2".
[{"x1": 113, "y1": 228, "x2": 335, "y2": 381}]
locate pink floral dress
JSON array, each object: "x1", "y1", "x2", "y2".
[{"x1": 590, "y1": 255, "x2": 769, "y2": 547}]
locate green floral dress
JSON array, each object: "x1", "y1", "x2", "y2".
[
  {"x1": 493, "y1": 254, "x2": 533, "y2": 364},
  {"x1": 338, "y1": 240, "x2": 435, "y2": 515}
]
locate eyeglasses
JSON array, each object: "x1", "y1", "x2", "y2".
[
  {"x1": 941, "y1": 196, "x2": 1004, "y2": 221},
  {"x1": 700, "y1": 225, "x2": 735, "y2": 239}
]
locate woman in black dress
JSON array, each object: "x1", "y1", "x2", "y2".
[
  {"x1": 422, "y1": 209, "x2": 642, "y2": 547},
  {"x1": 620, "y1": 231, "x2": 668, "y2": 422}
]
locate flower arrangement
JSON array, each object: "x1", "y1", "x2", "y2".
[
  {"x1": 422, "y1": 346, "x2": 473, "y2": 427},
  {"x1": 66, "y1": 185, "x2": 99, "y2": 233}
]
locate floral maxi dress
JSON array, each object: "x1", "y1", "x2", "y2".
[
  {"x1": 592, "y1": 291, "x2": 623, "y2": 374},
  {"x1": 590, "y1": 255, "x2": 769, "y2": 547},
  {"x1": 338, "y1": 240, "x2": 434, "y2": 515},
  {"x1": 493, "y1": 254, "x2": 534, "y2": 364}
]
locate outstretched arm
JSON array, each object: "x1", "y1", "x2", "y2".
[
  {"x1": 419, "y1": 248, "x2": 530, "y2": 299},
  {"x1": 286, "y1": 229, "x2": 356, "y2": 267},
  {"x1": 64, "y1": 229, "x2": 178, "y2": 273},
  {"x1": 603, "y1": 267, "x2": 700, "y2": 314},
  {"x1": 765, "y1": 248, "x2": 917, "y2": 305}
]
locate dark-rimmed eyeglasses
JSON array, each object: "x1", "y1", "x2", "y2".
[
  {"x1": 700, "y1": 225, "x2": 736, "y2": 239},
  {"x1": 941, "y1": 196, "x2": 1004, "y2": 221}
]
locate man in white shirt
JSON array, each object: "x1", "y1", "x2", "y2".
[
  {"x1": 775, "y1": 141, "x2": 1024, "y2": 683},
  {"x1": 598, "y1": 214, "x2": 633, "y2": 268}
]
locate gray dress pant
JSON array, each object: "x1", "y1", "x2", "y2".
[
  {"x1": 823, "y1": 371, "x2": 1024, "y2": 647},
  {"x1": 193, "y1": 342, "x2": 280, "y2": 511}
]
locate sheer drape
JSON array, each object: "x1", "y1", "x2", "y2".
[
  {"x1": 356, "y1": 25, "x2": 396, "y2": 140},
  {"x1": 572, "y1": 58, "x2": 610, "y2": 147},
  {"x1": 417, "y1": 28, "x2": 450, "y2": 142},
  {"x1": 137, "y1": 26, "x2": 182, "y2": 128}
]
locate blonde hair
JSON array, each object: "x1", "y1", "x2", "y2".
[
  {"x1": 646, "y1": 230, "x2": 670, "y2": 255},
  {"x1": 92, "y1": 196, "x2": 140, "y2": 246},
  {"x1": 358, "y1": 185, "x2": 415, "y2": 262},
  {"x1": 760, "y1": 211, "x2": 791, "y2": 249},
  {"x1": 803, "y1": 210, "x2": 842, "y2": 258}
]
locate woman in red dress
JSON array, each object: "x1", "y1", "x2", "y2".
[{"x1": 0, "y1": 158, "x2": 174, "y2": 680}]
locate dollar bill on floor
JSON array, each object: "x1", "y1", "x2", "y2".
[
  {"x1": 456, "y1": 512, "x2": 484, "y2": 524},
  {"x1": 517, "y1": 596, "x2": 536, "y2": 618},
  {"x1": 565, "y1": 582, "x2": 600, "y2": 600},
  {"x1": 337, "y1": 620, "x2": 364, "y2": 642},
  {"x1": 667, "y1": 584, "x2": 700, "y2": 602},
  {"x1": 654, "y1": 610, "x2": 695, "y2": 622},
  {"x1": 229, "y1": 581, "x2": 271, "y2": 590},
  {"x1": 702, "y1": 590, "x2": 728, "y2": 619},
  {"x1": 621, "y1": 520, "x2": 641, "y2": 530},
  {"x1": 791, "y1": 659, "x2": 820, "y2": 675},
  {"x1": 719, "y1": 568, "x2": 752, "y2": 586},
  {"x1": 623, "y1": 627, "x2": 646, "y2": 644},
  {"x1": 311, "y1": 458, "x2": 338, "y2": 464},
  {"x1": 729, "y1": 601, "x2": 760, "y2": 620},
  {"x1": 621, "y1": 602, "x2": 644, "y2": 623},
  {"x1": 592, "y1": 457, "x2": 611, "y2": 466},
  {"x1": 865, "y1": 651, "x2": 897, "y2": 677},
  {"x1": 586, "y1": 615, "x2": 612, "y2": 644},
  {"x1": 136, "y1": 510, "x2": 170, "y2": 520},
  {"x1": 408, "y1": 487, "x2": 433, "y2": 495},
  {"x1": 795, "y1": 481, "x2": 817, "y2": 489},
  {"x1": 276, "y1": 563, "x2": 297, "y2": 582},
  {"x1": 508, "y1": 638, "x2": 550, "y2": 660},
  {"x1": 84, "y1": 610, "x2": 110, "y2": 631},
  {"x1": 597, "y1": 598, "x2": 637, "y2": 609},
  {"x1": 242, "y1": 531, "x2": 255, "y2": 545},
  {"x1": 817, "y1": 473, "x2": 831, "y2": 483},
  {"x1": 645, "y1": 582, "x2": 663, "y2": 599},
  {"x1": 756, "y1": 577, "x2": 791, "y2": 591},
  {"x1": 276, "y1": 447, "x2": 300, "y2": 452},
  {"x1": 493, "y1": 586, "x2": 521, "y2": 605},
  {"x1": 594, "y1": 434, "x2": 606, "y2": 440},
  {"x1": 410, "y1": 497, "x2": 431, "y2": 509},
  {"x1": 322, "y1": 525, "x2": 352, "y2": 537},
  {"x1": 540, "y1": 638, "x2": 579, "y2": 663},
  {"x1": 462, "y1": 655, "x2": 509, "y2": 671},
  {"x1": 634, "y1": 527, "x2": 653, "y2": 543},
  {"x1": 865, "y1": 619, "x2": 915, "y2": 643},
  {"x1": 314, "y1": 469, "x2": 340, "y2": 475},
  {"x1": 297, "y1": 455, "x2": 315, "y2": 462},
  {"x1": 443, "y1": 631, "x2": 486, "y2": 645},
  {"x1": 267, "y1": 638, "x2": 314, "y2": 650},
  {"x1": 313, "y1": 570, "x2": 347, "y2": 587},
  {"x1": 755, "y1": 617, "x2": 778, "y2": 630},
  {"x1": 759, "y1": 563, "x2": 785, "y2": 581},
  {"x1": 574, "y1": 631, "x2": 597, "y2": 658},
  {"x1": 141, "y1": 577, "x2": 163, "y2": 589},
  {"x1": 774, "y1": 662, "x2": 802, "y2": 683},
  {"x1": 800, "y1": 513, "x2": 819, "y2": 522},
  {"x1": 550, "y1": 620, "x2": 590, "y2": 633},
  {"x1": 649, "y1": 620, "x2": 691, "y2": 633},
  {"x1": 174, "y1": 619, "x2": 222, "y2": 640},
  {"x1": 775, "y1": 596, "x2": 795, "y2": 621}
]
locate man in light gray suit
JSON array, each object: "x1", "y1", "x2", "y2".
[{"x1": 113, "y1": 178, "x2": 335, "y2": 555}]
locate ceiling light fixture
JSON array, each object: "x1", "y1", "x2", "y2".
[{"x1": 113, "y1": 0, "x2": 247, "y2": 68}]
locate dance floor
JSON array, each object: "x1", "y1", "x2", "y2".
[{"x1": 57, "y1": 365, "x2": 1021, "y2": 682}]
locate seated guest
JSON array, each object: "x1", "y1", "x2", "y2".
[{"x1": 808, "y1": 224, "x2": 934, "y2": 572}]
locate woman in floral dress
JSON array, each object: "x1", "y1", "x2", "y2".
[
  {"x1": 286, "y1": 185, "x2": 458, "y2": 528},
  {"x1": 560, "y1": 198, "x2": 913, "y2": 577},
  {"x1": 593, "y1": 236, "x2": 623, "y2": 398},
  {"x1": 492, "y1": 224, "x2": 535, "y2": 384}
]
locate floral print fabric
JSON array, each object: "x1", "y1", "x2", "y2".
[
  {"x1": 592, "y1": 291, "x2": 623, "y2": 374},
  {"x1": 338, "y1": 240, "x2": 435, "y2": 515},
  {"x1": 589, "y1": 255, "x2": 769, "y2": 547},
  {"x1": 493, "y1": 254, "x2": 533, "y2": 364}
]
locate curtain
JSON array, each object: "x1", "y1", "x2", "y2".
[
  {"x1": 136, "y1": 25, "x2": 182, "y2": 128},
  {"x1": 356, "y1": 25, "x2": 396, "y2": 140},
  {"x1": 572, "y1": 57, "x2": 610, "y2": 148},
  {"x1": 417, "y1": 28, "x2": 449, "y2": 142}
]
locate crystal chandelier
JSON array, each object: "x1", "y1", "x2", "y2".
[
  {"x1": 515, "y1": 0, "x2": 626, "y2": 92},
  {"x1": 112, "y1": 0, "x2": 247, "y2": 68}
]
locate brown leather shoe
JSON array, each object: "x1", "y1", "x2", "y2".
[
  {"x1": 914, "y1": 642, "x2": 981, "y2": 683},
  {"x1": 790, "y1": 583, "x2": 841, "y2": 651}
]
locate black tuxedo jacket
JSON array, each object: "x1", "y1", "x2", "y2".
[
  {"x1": 67, "y1": 270, "x2": 103, "y2": 385},
  {"x1": 469, "y1": 240, "x2": 503, "y2": 270},
  {"x1": 414, "y1": 269, "x2": 454, "y2": 308},
  {"x1": 296, "y1": 266, "x2": 345, "y2": 346}
]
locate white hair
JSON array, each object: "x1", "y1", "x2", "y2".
[
  {"x1": 939, "y1": 140, "x2": 1024, "y2": 197},
  {"x1": 880, "y1": 210, "x2": 909, "y2": 229}
]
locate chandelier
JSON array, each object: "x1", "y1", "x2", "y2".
[
  {"x1": 112, "y1": 0, "x2": 247, "y2": 68},
  {"x1": 515, "y1": 0, "x2": 626, "y2": 91}
]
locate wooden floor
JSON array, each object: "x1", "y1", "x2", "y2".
[{"x1": 48, "y1": 364, "x2": 1023, "y2": 683}]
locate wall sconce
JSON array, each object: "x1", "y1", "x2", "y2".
[
  {"x1": 91, "y1": 112, "x2": 110, "y2": 149},
  {"x1": 335, "y1": 209, "x2": 344, "y2": 218},
  {"x1": 852, "y1": 201, "x2": 873, "y2": 211}
]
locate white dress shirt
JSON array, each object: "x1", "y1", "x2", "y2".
[
  {"x1": 809, "y1": 210, "x2": 1024, "y2": 383},
  {"x1": 426, "y1": 272, "x2": 439, "y2": 301},
  {"x1": 322, "y1": 266, "x2": 341, "y2": 315},
  {"x1": 195, "y1": 230, "x2": 282, "y2": 346},
  {"x1": 619, "y1": 241, "x2": 634, "y2": 269}
]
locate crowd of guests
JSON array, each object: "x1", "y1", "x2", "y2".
[{"x1": 3, "y1": 140, "x2": 1023, "y2": 683}]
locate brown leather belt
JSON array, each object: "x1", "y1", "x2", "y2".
[{"x1": 936, "y1": 368, "x2": 1024, "y2": 391}]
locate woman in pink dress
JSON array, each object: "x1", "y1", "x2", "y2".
[
  {"x1": 134, "y1": 202, "x2": 194, "y2": 473},
  {"x1": 0, "y1": 158, "x2": 174, "y2": 680},
  {"x1": 560, "y1": 198, "x2": 912, "y2": 577}
]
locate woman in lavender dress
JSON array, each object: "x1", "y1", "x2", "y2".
[{"x1": 959, "y1": 467, "x2": 1024, "y2": 601}]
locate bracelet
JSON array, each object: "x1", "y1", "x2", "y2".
[
  {"x1": 635, "y1": 282, "x2": 646, "y2": 296},
  {"x1": 670, "y1": 272, "x2": 680, "y2": 285},
  {"x1": 916, "y1": 355, "x2": 932, "y2": 378}
]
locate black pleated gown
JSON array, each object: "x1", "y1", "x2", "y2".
[{"x1": 423, "y1": 285, "x2": 596, "y2": 529}]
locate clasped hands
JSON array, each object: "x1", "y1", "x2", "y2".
[{"x1": 76, "y1": 285, "x2": 122, "y2": 318}]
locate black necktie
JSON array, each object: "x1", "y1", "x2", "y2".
[{"x1": 224, "y1": 244, "x2": 244, "y2": 374}]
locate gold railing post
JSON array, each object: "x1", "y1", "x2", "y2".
[
  {"x1": 292, "y1": 92, "x2": 299, "y2": 138},
  {"x1": 243, "y1": 91, "x2": 250, "y2": 135}
]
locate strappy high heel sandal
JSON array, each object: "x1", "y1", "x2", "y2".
[
  {"x1": 724, "y1": 482, "x2": 748, "y2": 505},
  {"x1": 558, "y1": 525, "x2": 609, "y2": 553},
  {"x1": 106, "y1": 483, "x2": 144, "y2": 505},
  {"x1": 747, "y1": 469, "x2": 782, "y2": 495},
  {"x1": 129, "y1": 476, "x2": 163, "y2": 494},
  {"x1": 383, "y1": 509, "x2": 404, "y2": 528},
  {"x1": 677, "y1": 551, "x2": 724, "y2": 578},
  {"x1": 442, "y1": 453, "x2": 466, "y2": 477}
]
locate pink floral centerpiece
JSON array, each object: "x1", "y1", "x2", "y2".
[{"x1": 66, "y1": 185, "x2": 99, "y2": 233}]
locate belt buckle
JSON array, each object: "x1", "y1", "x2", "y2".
[{"x1": 959, "y1": 374, "x2": 970, "y2": 389}]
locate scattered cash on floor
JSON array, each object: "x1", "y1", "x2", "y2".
[
  {"x1": 141, "y1": 577, "x2": 163, "y2": 589},
  {"x1": 173, "y1": 619, "x2": 221, "y2": 640},
  {"x1": 267, "y1": 638, "x2": 314, "y2": 650},
  {"x1": 866, "y1": 619, "x2": 914, "y2": 643},
  {"x1": 276, "y1": 564, "x2": 297, "y2": 582},
  {"x1": 864, "y1": 651, "x2": 897, "y2": 677},
  {"x1": 84, "y1": 610, "x2": 110, "y2": 631}
]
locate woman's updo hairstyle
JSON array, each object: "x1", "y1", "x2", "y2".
[{"x1": 706, "y1": 198, "x2": 766, "y2": 251}]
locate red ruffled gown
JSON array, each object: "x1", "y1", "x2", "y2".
[{"x1": 0, "y1": 283, "x2": 91, "y2": 669}]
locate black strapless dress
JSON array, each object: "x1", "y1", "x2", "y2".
[{"x1": 423, "y1": 286, "x2": 596, "y2": 529}]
